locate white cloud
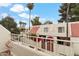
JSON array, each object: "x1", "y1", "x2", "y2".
[
  {"x1": 39, "y1": 18, "x2": 54, "y2": 24},
  {"x1": 19, "y1": 13, "x2": 29, "y2": 19},
  {"x1": 1, "y1": 13, "x2": 8, "y2": 18},
  {"x1": 39, "y1": 18, "x2": 46, "y2": 23},
  {"x1": 10, "y1": 4, "x2": 28, "y2": 13},
  {"x1": 25, "y1": 8, "x2": 29, "y2": 11},
  {"x1": 0, "y1": 3, "x2": 11, "y2": 7},
  {"x1": 18, "y1": 13, "x2": 49, "y2": 24},
  {"x1": 19, "y1": 13, "x2": 37, "y2": 19}
]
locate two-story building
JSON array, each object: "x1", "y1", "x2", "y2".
[{"x1": 30, "y1": 21, "x2": 79, "y2": 56}]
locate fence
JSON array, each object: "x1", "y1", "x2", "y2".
[{"x1": 11, "y1": 33, "x2": 79, "y2": 56}]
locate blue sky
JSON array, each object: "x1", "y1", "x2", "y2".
[{"x1": 0, "y1": 3, "x2": 61, "y2": 27}]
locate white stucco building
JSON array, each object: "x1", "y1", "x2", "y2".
[{"x1": 30, "y1": 21, "x2": 79, "y2": 56}]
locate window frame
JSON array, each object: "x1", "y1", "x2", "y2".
[
  {"x1": 57, "y1": 37, "x2": 70, "y2": 46},
  {"x1": 44, "y1": 27, "x2": 48, "y2": 32},
  {"x1": 58, "y1": 27, "x2": 65, "y2": 33}
]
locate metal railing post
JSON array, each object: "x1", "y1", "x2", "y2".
[
  {"x1": 36, "y1": 37, "x2": 38, "y2": 49},
  {"x1": 45, "y1": 36, "x2": 47, "y2": 51},
  {"x1": 50, "y1": 40, "x2": 52, "y2": 52}
]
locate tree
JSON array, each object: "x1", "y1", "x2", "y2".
[
  {"x1": 43, "y1": 20, "x2": 53, "y2": 24},
  {"x1": 31, "y1": 16, "x2": 42, "y2": 26},
  {"x1": 19, "y1": 21, "x2": 26, "y2": 32},
  {"x1": 27, "y1": 3, "x2": 34, "y2": 30},
  {"x1": 71, "y1": 4, "x2": 79, "y2": 21},
  {"x1": 19, "y1": 21, "x2": 26, "y2": 28},
  {"x1": 58, "y1": 3, "x2": 78, "y2": 22},
  {"x1": 0, "y1": 16, "x2": 20, "y2": 34}
]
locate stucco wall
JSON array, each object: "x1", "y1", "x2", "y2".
[
  {"x1": 71, "y1": 37, "x2": 79, "y2": 55},
  {"x1": 53, "y1": 23, "x2": 67, "y2": 37},
  {"x1": 56, "y1": 44, "x2": 74, "y2": 56},
  {"x1": 0, "y1": 25, "x2": 11, "y2": 52},
  {"x1": 37, "y1": 24, "x2": 54, "y2": 36},
  {"x1": 37, "y1": 23, "x2": 71, "y2": 37},
  {"x1": 53, "y1": 37, "x2": 74, "y2": 56}
]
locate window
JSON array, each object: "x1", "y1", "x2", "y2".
[
  {"x1": 57, "y1": 41, "x2": 64, "y2": 45},
  {"x1": 39, "y1": 35, "x2": 46, "y2": 38},
  {"x1": 64, "y1": 42, "x2": 70, "y2": 46},
  {"x1": 57, "y1": 37, "x2": 70, "y2": 46},
  {"x1": 58, "y1": 27, "x2": 65, "y2": 33},
  {"x1": 57, "y1": 37, "x2": 70, "y2": 40},
  {"x1": 57, "y1": 41, "x2": 70, "y2": 46},
  {"x1": 44, "y1": 27, "x2": 48, "y2": 32}
]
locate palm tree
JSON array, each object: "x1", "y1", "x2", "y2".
[
  {"x1": 31, "y1": 16, "x2": 42, "y2": 26},
  {"x1": 27, "y1": 3, "x2": 34, "y2": 30},
  {"x1": 19, "y1": 21, "x2": 23, "y2": 28},
  {"x1": 19, "y1": 21, "x2": 26, "y2": 32}
]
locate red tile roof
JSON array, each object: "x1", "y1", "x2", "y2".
[
  {"x1": 30, "y1": 26, "x2": 39, "y2": 34},
  {"x1": 71, "y1": 23, "x2": 79, "y2": 37}
]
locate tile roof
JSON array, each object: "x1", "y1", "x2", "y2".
[
  {"x1": 30, "y1": 26, "x2": 39, "y2": 34},
  {"x1": 71, "y1": 23, "x2": 79, "y2": 37}
]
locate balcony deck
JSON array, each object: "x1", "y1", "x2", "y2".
[
  {"x1": 10, "y1": 34, "x2": 63, "y2": 56},
  {"x1": 0, "y1": 33, "x2": 76, "y2": 56}
]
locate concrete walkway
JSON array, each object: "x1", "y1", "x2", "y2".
[{"x1": 0, "y1": 53, "x2": 12, "y2": 56}]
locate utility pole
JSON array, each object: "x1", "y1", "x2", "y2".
[
  {"x1": 66, "y1": 3, "x2": 74, "y2": 56},
  {"x1": 29, "y1": 10, "x2": 31, "y2": 31},
  {"x1": 66, "y1": 3, "x2": 70, "y2": 39}
]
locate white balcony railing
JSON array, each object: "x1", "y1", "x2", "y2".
[
  {"x1": 11, "y1": 33, "x2": 79, "y2": 56},
  {"x1": 11, "y1": 34, "x2": 55, "y2": 54}
]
